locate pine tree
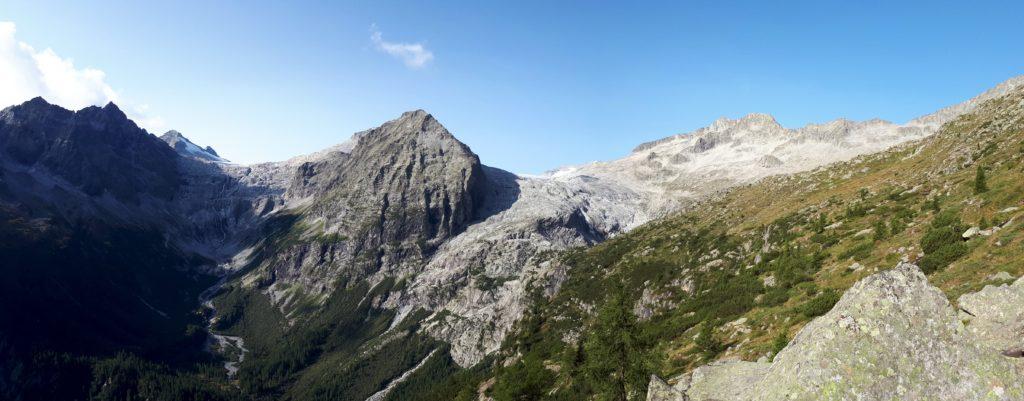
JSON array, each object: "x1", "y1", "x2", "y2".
[
  {"x1": 582, "y1": 283, "x2": 651, "y2": 401},
  {"x1": 974, "y1": 165, "x2": 988, "y2": 194}
]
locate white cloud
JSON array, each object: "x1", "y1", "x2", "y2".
[
  {"x1": 370, "y1": 25, "x2": 434, "y2": 69},
  {"x1": 0, "y1": 21, "x2": 165, "y2": 132}
]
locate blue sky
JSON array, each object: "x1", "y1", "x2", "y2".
[{"x1": 2, "y1": 1, "x2": 1022, "y2": 173}]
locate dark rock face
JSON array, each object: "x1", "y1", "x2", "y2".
[
  {"x1": 0, "y1": 101, "x2": 220, "y2": 400},
  {"x1": 256, "y1": 110, "x2": 487, "y2": 294},
  {"x1": 0, "y1": 97, "x2": 180, "y2": 203},
  {"x1": 309, "y1": 110, "x2": 483, "y2": 241}
]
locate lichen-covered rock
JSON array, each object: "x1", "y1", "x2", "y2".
[
  {"x1": 648, "y1": 263, "x2": 1024, "y2": 401},
  {"x1": 959, "y1": 274, "x2": 1024, "y2": 357},
  {"x1": 686, "y1": 360, "x2": 768, "y2": 401},
  {"x1": 647, "y1": 375, "x2": 687, "y2": 401},
  {"x1": 751, "y1": 263, "x2": 1023, "y2": 400}
]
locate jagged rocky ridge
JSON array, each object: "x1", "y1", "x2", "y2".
[
  {"x1": 3, "y1": 75, "x2": 1024, "y2": 399},
  {"x1": 550, "y1": 76, "x2": 1024, "y2": 215},
  {"x1": 647, "y1": 263, "x2": 1024, "y2": 401},
  {"x1": 6, "y1": 77, "x2": 1023, "y2": 371}
]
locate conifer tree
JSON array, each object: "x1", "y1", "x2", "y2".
[
  {"x1": 582, "y1": 282, "x2": 651, "y2": 401},
  {"x1": 975, "y1": 165, "x2": 988, "y2": 194}
]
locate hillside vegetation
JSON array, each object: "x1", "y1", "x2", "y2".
[{"x1": 439, "y1": 85, "x2": 1024, "y2": 400}]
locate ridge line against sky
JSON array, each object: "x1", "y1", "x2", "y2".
[{"x1": 1, "y1": 1, "x2": 1023, "y2": 174}]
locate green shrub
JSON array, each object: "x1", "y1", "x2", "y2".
[
  {"x1": 920, "y1": 226, "x2": 961, "y2": 254},
  {"x1": 889, "y1": 216, "x2": 907, "y2": 235},
  {"x1": 845, "y1": 204, "x2": 868, "y2": 218},
  {"x1": 796, "y1": 290, "x2": 840, "y2": 318},
  {"x1": 930, "y1": 209, "x2": 964, "y2": 230},
  {"x1": 873, "y1": 219, "x2": 889, "y2": 241},
  {"x1": 694, "y1": 322, "x2": 723, "y2": 360},
  {"x1": 770, "y1": 331, "x2": 788, "y2": 360},
  {"x1": 810, "y1": 213, "x2": 829, "y2": 233},
  {"x1": 918, "y1": 209, "x2": 968, "y2": 273},
  {"x1": 760, "y1": 287, "x2": 790, "y2": 306},
  {"x1": 919, "y1": 242, "x2": 969, "y2": 274},
  {"x1": 491, "y1": 355, "x2": 556, "y2": 401},
  {"x1": 839, "y1": 241, "x2": 873, "y2": 261},
  {"x1": 810, "y1": 232, "x2": 839, "y2": 247}
]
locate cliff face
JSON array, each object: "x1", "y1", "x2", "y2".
[
  {"x1": 303, "y1": 109, "x2": 485, "y2": 256},
  {"x1": 0, "y1": 97, "x2": 180, "y2": 206},
  {"x1": 242, "y1": 110, "x2": 488, "y2": 298}
]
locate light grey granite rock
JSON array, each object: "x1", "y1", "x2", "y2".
[{"x1": 753, "y1": 263, "x2": 1023, "y2": 401}]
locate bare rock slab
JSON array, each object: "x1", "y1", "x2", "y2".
[{"x1": 754, "y1": 263, "x2": 1023, "y2": 400}]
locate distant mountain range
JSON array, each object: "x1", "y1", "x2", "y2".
[{"x1": 1, "y1": 76, "x2": 1022, "y2": 400}]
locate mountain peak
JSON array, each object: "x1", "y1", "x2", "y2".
[
  {"x1": 26, "y1": 96, "x2": 50, "y2": 106},
  {"x1": 366, "y1": 109, "x2": 462, "y2": 147},
  {"x1": 394, "y1": 109, "x2": 439, "y2": 127},
  {"x1": 161, "y1": 129, "x2": 185, "y2": 140},
  {"x1": 740, "y1": 112, "x2": 777, "y2": 123},
  {"x1": 401, "y1": 109, "x2": 430, "y2": 118},
  {"x1": 707, "y1": 112, "x2": 782, "y2": 133},
  {"x1": 102, "y1": 101, "x2": 124, "y2": 115},
  {"x1": 159, "y1": 130, "x2": 227, "y2": 163}
]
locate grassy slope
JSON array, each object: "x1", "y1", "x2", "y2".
[{"x1": 476, "y1": 86, "x2": 1024, "y2": 397}]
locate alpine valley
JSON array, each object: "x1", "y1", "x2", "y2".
[{"x1": 3, "y1": 75, "x2": 1024, "y2": 401}]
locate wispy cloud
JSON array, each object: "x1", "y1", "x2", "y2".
[
  {"x1": 370, "y1": 24, "x2": 434, "y2": 69},
  {"x1": 0, "y1": 21, "x2": 164, "y2": 132}
]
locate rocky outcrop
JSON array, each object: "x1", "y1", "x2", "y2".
[
  {"x1": 959, "y1": 275, "x2": 1024, "y2": 358},
  {"x1": 648, "y1": 263, "x2": 1024, "y2": 401},
  {"x1": 0, "y1": 97, "x2": 180, "y2": 205},
  {"x1": 245, "y1": 110, "x2": 488, "y2": 299},
  {"x1": 687, "y1": 361, "x2": 769, "y2": 401},
  {"x1": 232, "y1": 109, "x2": 487, "y2": 306},
  {"x1": 159, "y1": 130, "x2": 227, "y2": 162},
  {"x1": 306, "y1": 109, "x2": 485, "y2": 248},
  {"x1": 387, "y1": 168, "x2": 648, "y2": 366},
  {"x1": 646, "y1": 375, "x2": 687, "y2": 401},
  {"x1": 755, "y1": 263, "x2": 1022, "y2": 400}
]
